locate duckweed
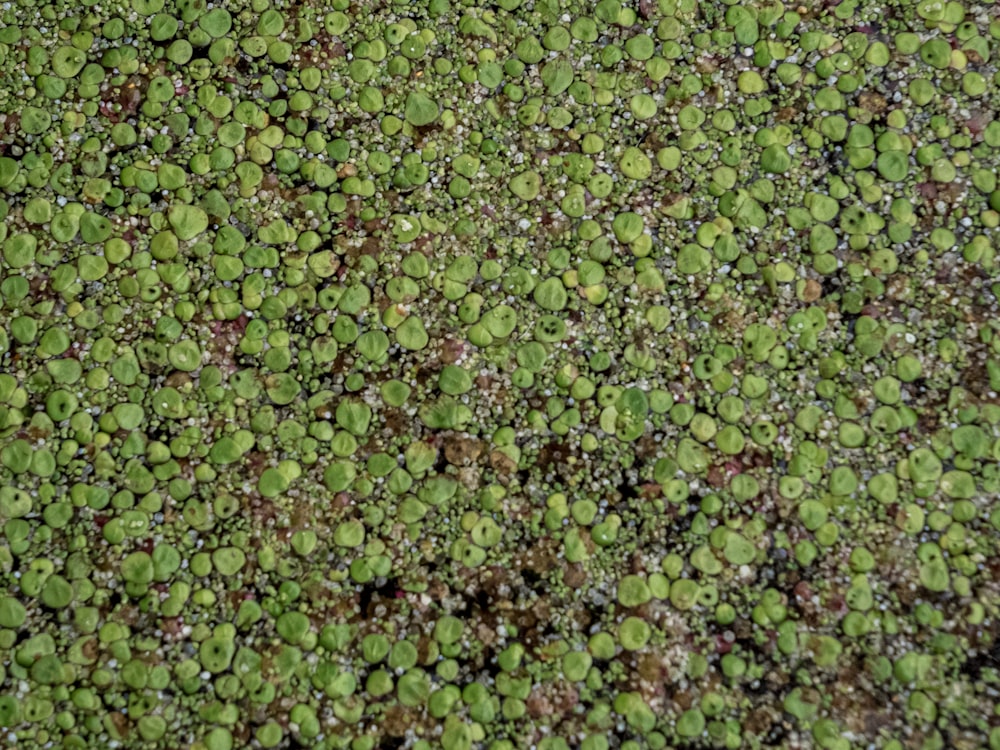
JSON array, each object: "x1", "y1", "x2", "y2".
[{"x1": 0, "y1": 0, "x2": 998, "y2": 747}]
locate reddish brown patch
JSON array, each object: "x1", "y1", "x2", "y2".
[
  {"x1": 563, "y1": 563, "x2": 587, "y2": 589},
  {"x1": 858, "y1": 90, "x2": 887, "y2": 115},
  {"x1": 635, "y1": 651, "x2": 668, "y2": 683},
  {"x1": 744, "y1": 707, "x2": 776, "y2": 737},
  {"x1": 637, "y1": 482, "x2": 661, "y2": 500},
  {"x1": 98, "y1": 100, "x2": 119, "y2": 123},
  {"x1": 81, "y1": 637, "x2": 100, "y2": 661},
  {"x1": 706, "y1": 464, "x2": 728, "y2": 488},
  {"x1": 526, "y1": 680, "x2": 579, "y2": 721},
  {"x1": 118, "y1": 79, "x2": 144, "y2": 116},
  {"x1": 824, "y1": 591, "x2": 848, "y2": 618},
  {"x1": 108, "y1": 712, "x2": 130, "y2": 737},
  {"x1": 443, "y1": 433, "x2": 483, "y2": 466},
  {"x1": 489, "y1": 449, "x2": 517, "y2": 478},
  {"x1": 382, "y1": 705, "x2": 416, "y2": 737},
  {"x1": 801, "y1": 279, "x2": 823, "y2": 302},
  {"x1": 775, "y1": 106, "x2": 799, "y2": 122},
  {"x1": 438, "y1": 338, "x2": 467, "y2": 365},
  {"x1": 794, "y1": 580, "x2": 813, "y2": 603},
  {"x1": 160, "y1": 617, "x2": 184, "y2": 638},
  {"x1": 2, "y1": 112, "x2": 20, "y2": 136}
]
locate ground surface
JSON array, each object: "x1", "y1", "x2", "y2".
[{"x1": 1, "y1": 0, "x2": 1000, "y2": 749}]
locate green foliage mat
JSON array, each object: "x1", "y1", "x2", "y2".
[{"x1": 1, "y1": 0, "x2": 1000, "y2": 748}]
